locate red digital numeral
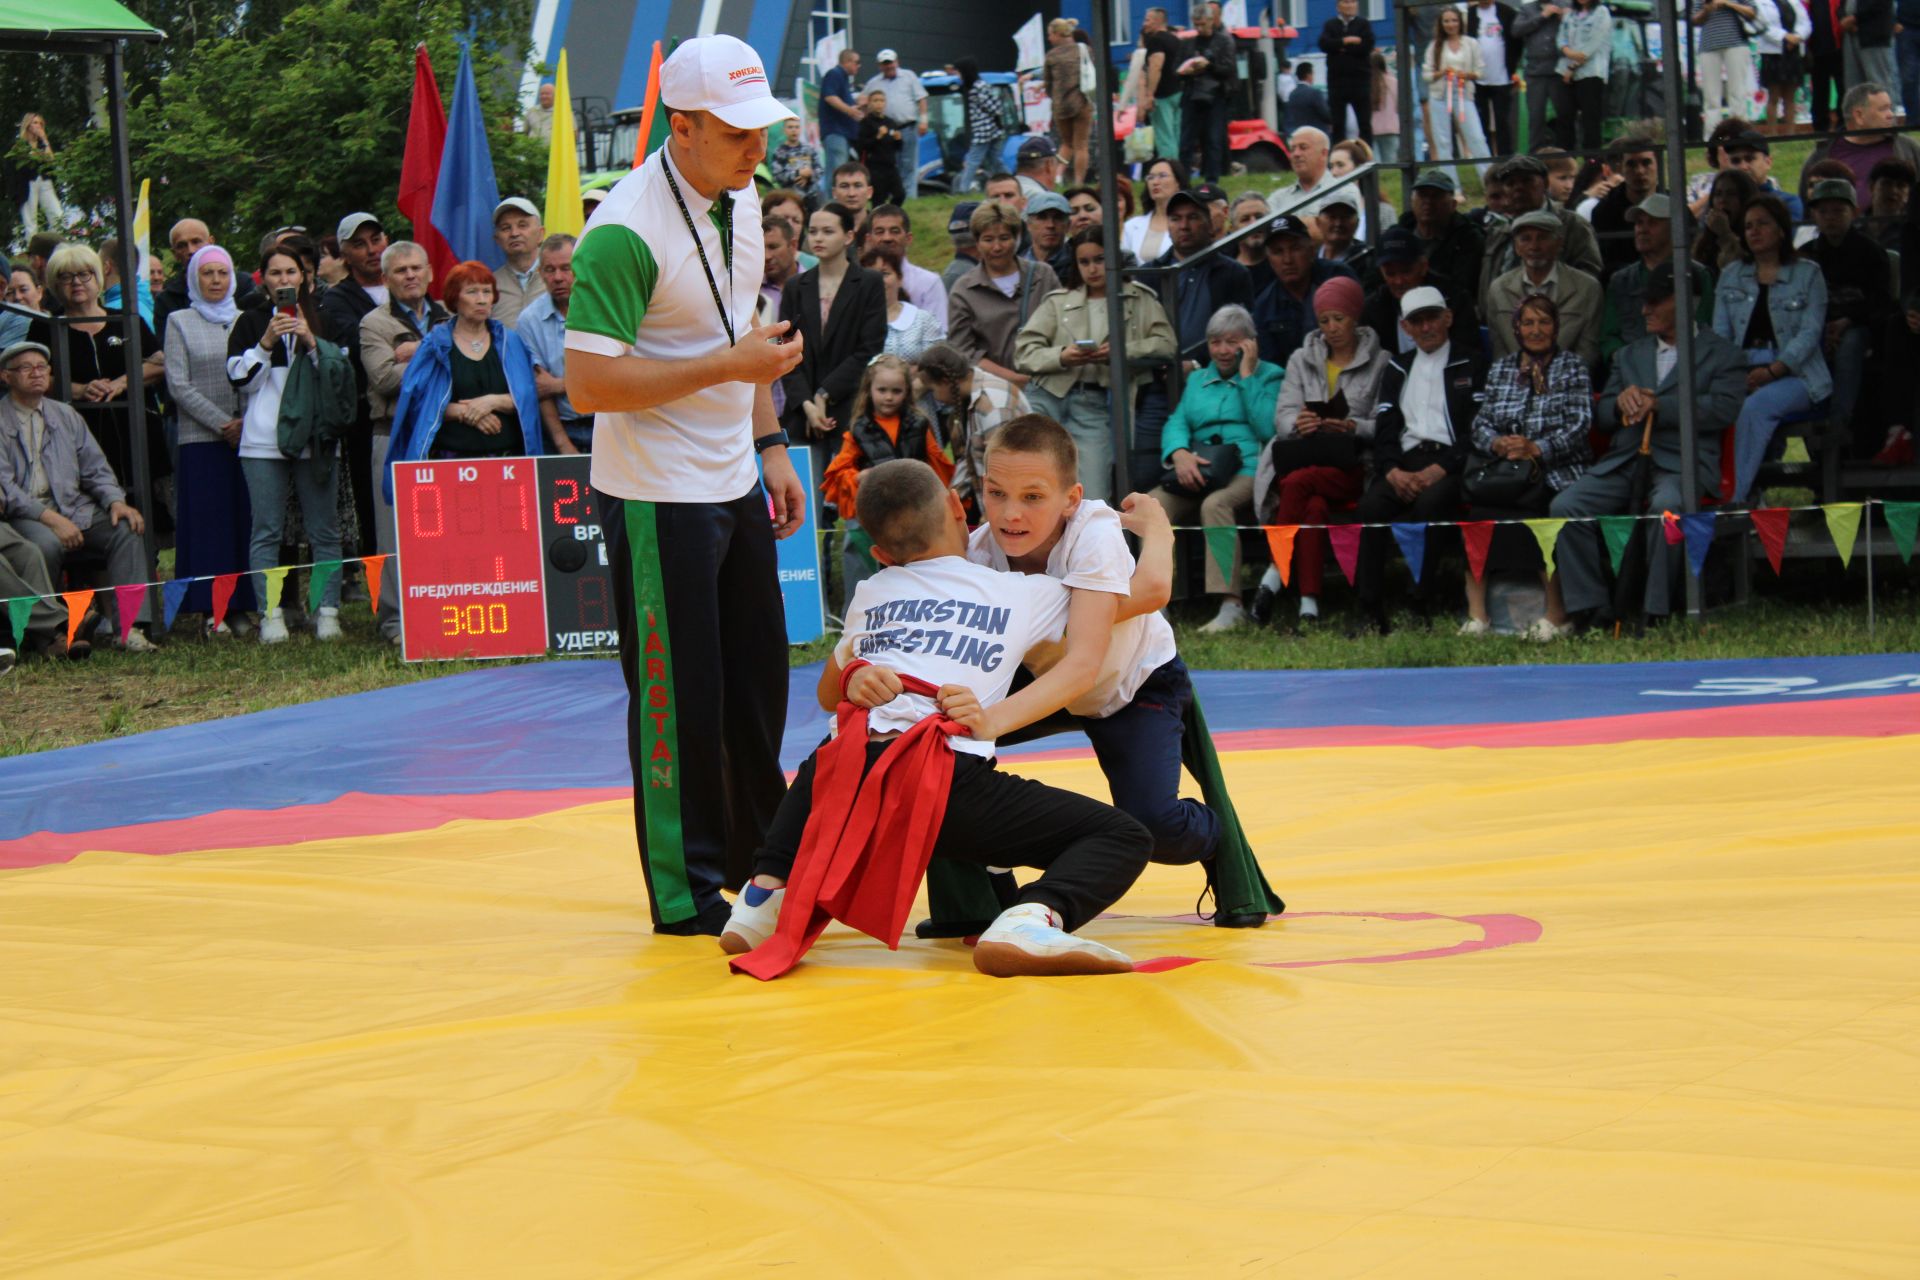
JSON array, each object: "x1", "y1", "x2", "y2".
[
  {"x1": 578, "y1": 576, "x2": 609, "y2": 629},
  {"x1": 553, "y1": 478, "x2": 579, "y2": 525},
  {"x1": 410, "y1": 483, "x2": 444, "y2": 538}
]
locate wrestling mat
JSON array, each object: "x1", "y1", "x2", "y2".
[{"x1": 4, "y1": 655, "x2": 1919, "y2": 1277}]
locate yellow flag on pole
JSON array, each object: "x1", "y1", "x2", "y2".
[
  {"x1": 132, "y1": 177, "x2": 152, "y2": 279},
  {"x1": 543, "y1": 51, "x2": 583, "y2": 237}
]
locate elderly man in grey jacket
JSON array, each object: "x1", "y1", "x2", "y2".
[
  {"x1": 1550, "y1": 266, "x2": 1748, "y2": 623},
  {"x1": 0, "y1": 341, "x2": 152, "y2": 648}
]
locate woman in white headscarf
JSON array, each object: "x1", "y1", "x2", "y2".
[{"x1": 163, "y1": 244, "x2": 256, "y2": 633}]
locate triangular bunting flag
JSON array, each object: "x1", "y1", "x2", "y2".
[
  {"x1": 1327, "y1": 525, "x2": 1362, "y2": 585},
  {"x1": 362, "y1": 554, "x2": 388, "y2": 609},
  {"x1": 61, "y1": 589, "x2": 93, "y2": 647},
  {"x1": 1524, "y1": 518, "x2": 1565, "y2": 577},
  {"x1": 1661, "y1": 510, "x2": 1684, "y2": 545},
  {"x1": 1262, "y1": 527, "x2": 1296, "y2": 589},
  {"x1": 1823, "y1": 502, "x2": 1863, "y2": 569},
  {"x1": 1883, "y1": 501, "x2": 1918, "y2": 565},
  {"x1": 1749, "y1": 507, "x2": 1790, "y2": 575},
  {"x1": 307, "y1": 560, "x2": 344, "y2": 614},
  {"x1": 211, "y1": 573, "x2": 240, "y2": 628},
  {"x1": 1598, "y1": 515, "x2": 1638, "y2": 573},
  {"x1": 1680, "y1": 511, "x2": 1715, "y2": 578},
  {"x1": 1390, "y1": 523, "x2": 1428, "y2": 584},
  {"x1": 6, "y1": 595, "x2": 33, "y2": 645},
  {"x1": 1459, "y1": 522, "x2": 1493, "y2": 582},
  {"x1": 1202, "y1": 526, "x2": 1237, "y2": 587},
  {"x1": 161, "y1": 579, "x2": 191, "y2": 631},
  {"x1": 113, "y1": 583, "x2": 146, "y2": 644},
  {"x1": 262, "y1": 566, "x2": 290, "y2": 613}
]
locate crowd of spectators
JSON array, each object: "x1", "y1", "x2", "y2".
[{"x1": 3, "y1": 14, "x2": 1919, "y2": 668}]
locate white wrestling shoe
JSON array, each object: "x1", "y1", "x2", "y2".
[
  {"x1": 719, "y1": 884, "x2": 785, "y2": 955},
  {"x1": 972, "y1": 903, "x2": 1133, "y2": 977}
]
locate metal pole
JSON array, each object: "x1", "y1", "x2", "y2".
[
  {"x1": 1394, "y1": 1, "x2": 1418, "y2": 217},
  {"x1": 1865, "y1": 500, "x2": 1875, "y2": 640},
  {"x1": 106, "y1": 41, "x2": 157, "y2": 625},
  {"x1": 1655, "y1": 0, "x2": 1701, "y2": 621},
  {"x1": 1091, "y1": 0, "x2": 1134, "y2": 503}
]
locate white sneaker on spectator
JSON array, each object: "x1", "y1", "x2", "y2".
[
  {"x1": 314, "y1": 607, "x2": 342, "y2": 641},
  {"x1": 0, "y1": 647, "x2": 14, "y2": 676},
  {"x1": 1458, "y1": 617, "x2": 1490, "y2": 636},
  {"x1": 122, "y1": 628, "x2": 157, "y2": 653},
  {"x1": 259, "y1": 609, "x2": 289, "y2": 645},
  {"x1": 204, "y1": 618, "x2": 232, "y2": 639},
  {"x1": 719, "y1": 884, "x2": 785, "y2": 955},
  {"x1": 972, "y1": 902, "x2": 1133, "y2": 977},
  {"x1": 1199, "y1": 599, "x2": 1248, "y2": 634},
  {"x1": 1525, "y1": 617, "x2": 1573, "y2": 643}
]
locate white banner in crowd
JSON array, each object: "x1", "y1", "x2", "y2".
[
  {"x1": 812, "y1": 29, "x2": 847, "y2": 76},
  {"x1": 1013, "y1": 12, "x2": 1044, "y2": 71},
  {"x1": 1220, "y1": 0, "x2": 1249, "y2": 27}
]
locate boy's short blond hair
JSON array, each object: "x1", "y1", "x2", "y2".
[{"x1": 984, "y1": 414, "x2": 1080, "y2": 488}]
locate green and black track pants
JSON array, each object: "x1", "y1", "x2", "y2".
[{"x1": 601, "y1": 486, "x2": 790, "y2": 929}]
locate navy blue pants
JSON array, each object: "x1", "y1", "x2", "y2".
[{"x1": 1003, "y1": 657, "x2": 1221, "y2": 865}]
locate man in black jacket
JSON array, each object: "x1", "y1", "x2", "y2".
[
  {"x1": 1588, "y1": 134, "x2": 1662, "y2": 282},
  {"x1": 1805, "y1": 178, "x2": 1897, "y2": 456},
  {"x1": 1364, "y1": 228, "x2": 1479, "y2": 357},
  {"x1": 1394, "y1": 171, "x2": 1486, "y2": 296},
  {"x1": 1465, "y1": 0, "x2": 1523, "y2": 156},
  {"x1": 1353, "y1": 286, "x2": 1487, "y2": 630},
  {"x1": 1178, "y1": 3, "x2": 1238, "y2": 181},
  {"x1": 1150, "y1": 189, "x2": 1255, "y2": 366},
  {"x1": 318, "y1": 212, "x2": 390, "y2": 557},
  {"x1": 1318, "y1": 0, "x2": 1376, "y2": 142}
]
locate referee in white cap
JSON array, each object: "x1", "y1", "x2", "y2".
[{"x1": 565, "y1": 35, "x2": 807, "y2": 936}]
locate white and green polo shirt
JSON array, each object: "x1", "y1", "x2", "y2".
[{"x1": 565, "y1": 144, "x2": 766, "y2": 504}]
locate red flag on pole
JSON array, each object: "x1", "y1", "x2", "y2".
[
  {"x1": 635, "y1": 40, "x2": 667, "y2": 167},
  {"x1": 399, "y1": 43, "x2": 458, "y2": 293}
]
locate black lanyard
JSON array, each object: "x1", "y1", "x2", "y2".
[{"x1": 663, "y1": 158, "x2": 736, "y2": 347}]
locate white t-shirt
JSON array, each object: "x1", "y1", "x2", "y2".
[
  {"x1": 833, "y1": 555, "x2": 1070, "y2": 759},
  {"x1": 364, "y1": 284, "x2": 392, "y2": 308},
  {"x1": 565, "y1": 145, "x2": 765, "y2": 504},
  {"x1": 1474, "y1": 4, "x2": 1512, "y2": 85},
  {"x1": 967, "y1": 499, "x2": 1178, "y2": 719},
  {"x1": 1400, "y1": 343, "x2": 1455, "y2": 448},
  {"x1": 990, "y1": 271, "x2": 1021, "y2": 298}
]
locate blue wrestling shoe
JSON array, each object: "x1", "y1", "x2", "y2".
[
  {"x1": 972, "y1": 903, "x2": 1133, "y2": 977},
  {"x1": 719, "y1": 883, "x2": 785, "y2": 955}
]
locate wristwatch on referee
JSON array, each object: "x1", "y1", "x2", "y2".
[{"x1": 754, "y1": 429, "x2": 790, "y2": 454}]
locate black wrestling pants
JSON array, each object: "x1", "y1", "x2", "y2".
[{"x1": 754, "y1": 741, "x2": 1152, "y2": 933}]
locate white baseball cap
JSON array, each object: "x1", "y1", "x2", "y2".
[
  {"x1": 493, "y1": 196, "x2": 540, "y2": 223},
  {"x1": 876, "y1": 48, "x2": 899, "y2": 62},
  {"x1": 660, "y1": 35, "x2": 795, "y2": 130},
  {"x1": 336, "y1": 212, "x2": 383, "y2": 243},
  {"x1": 1400, "y1": 285, "x2": 1448, "y2": 318}
]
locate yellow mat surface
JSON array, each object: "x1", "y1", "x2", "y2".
[{"x1": 4, "y1": 734, "x2": 1919, "y2": 1277}]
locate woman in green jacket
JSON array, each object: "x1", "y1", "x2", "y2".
[
  {"x1": 1015, "y1": 226, "x2": 1176, "y2": 502},
  {"x1": 1147, "y1": 303, "x2": 1282, "y2": 632}
]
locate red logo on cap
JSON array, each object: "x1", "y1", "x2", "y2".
[{"x1": 728, "y1": 66, "x2": 766, "y2": 86}]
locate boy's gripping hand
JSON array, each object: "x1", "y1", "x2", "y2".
[
  {"x1": 1117, "y1": 491, "x2": 1171, "y2": 538},
  {"x1": 936, "y1": 684, "x2": 991, "y2": 739},
  {"x1": 846, "y1": 663, "x2": 906, "y2": 709}
]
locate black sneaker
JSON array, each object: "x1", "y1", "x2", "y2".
[
  {"x1": 1247, "y1": 584, "x2": 1277, "y2": 626},
  {"x1": 1198, "y1": 861, "x2": 1269, "y2": 929}
]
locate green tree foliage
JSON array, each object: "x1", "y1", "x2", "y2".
[{"x1": 9, "y1": 0, "x2": 539, "y2": 258}]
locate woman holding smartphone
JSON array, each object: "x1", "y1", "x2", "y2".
[
  {"x1": 1014, "y1": 226, "x2": 1175, "y2": 501},
  {"x1": 226, "y1": 241, "x2": 341, "y2": 645}
]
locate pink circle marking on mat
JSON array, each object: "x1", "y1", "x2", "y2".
[{"x1": 1125, "y1": 910, "x2": 1544, "y2": 974}]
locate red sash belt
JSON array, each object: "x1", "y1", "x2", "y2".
[{"x1": 729, "y1": 661, "x2": 972, "y2": 980}]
